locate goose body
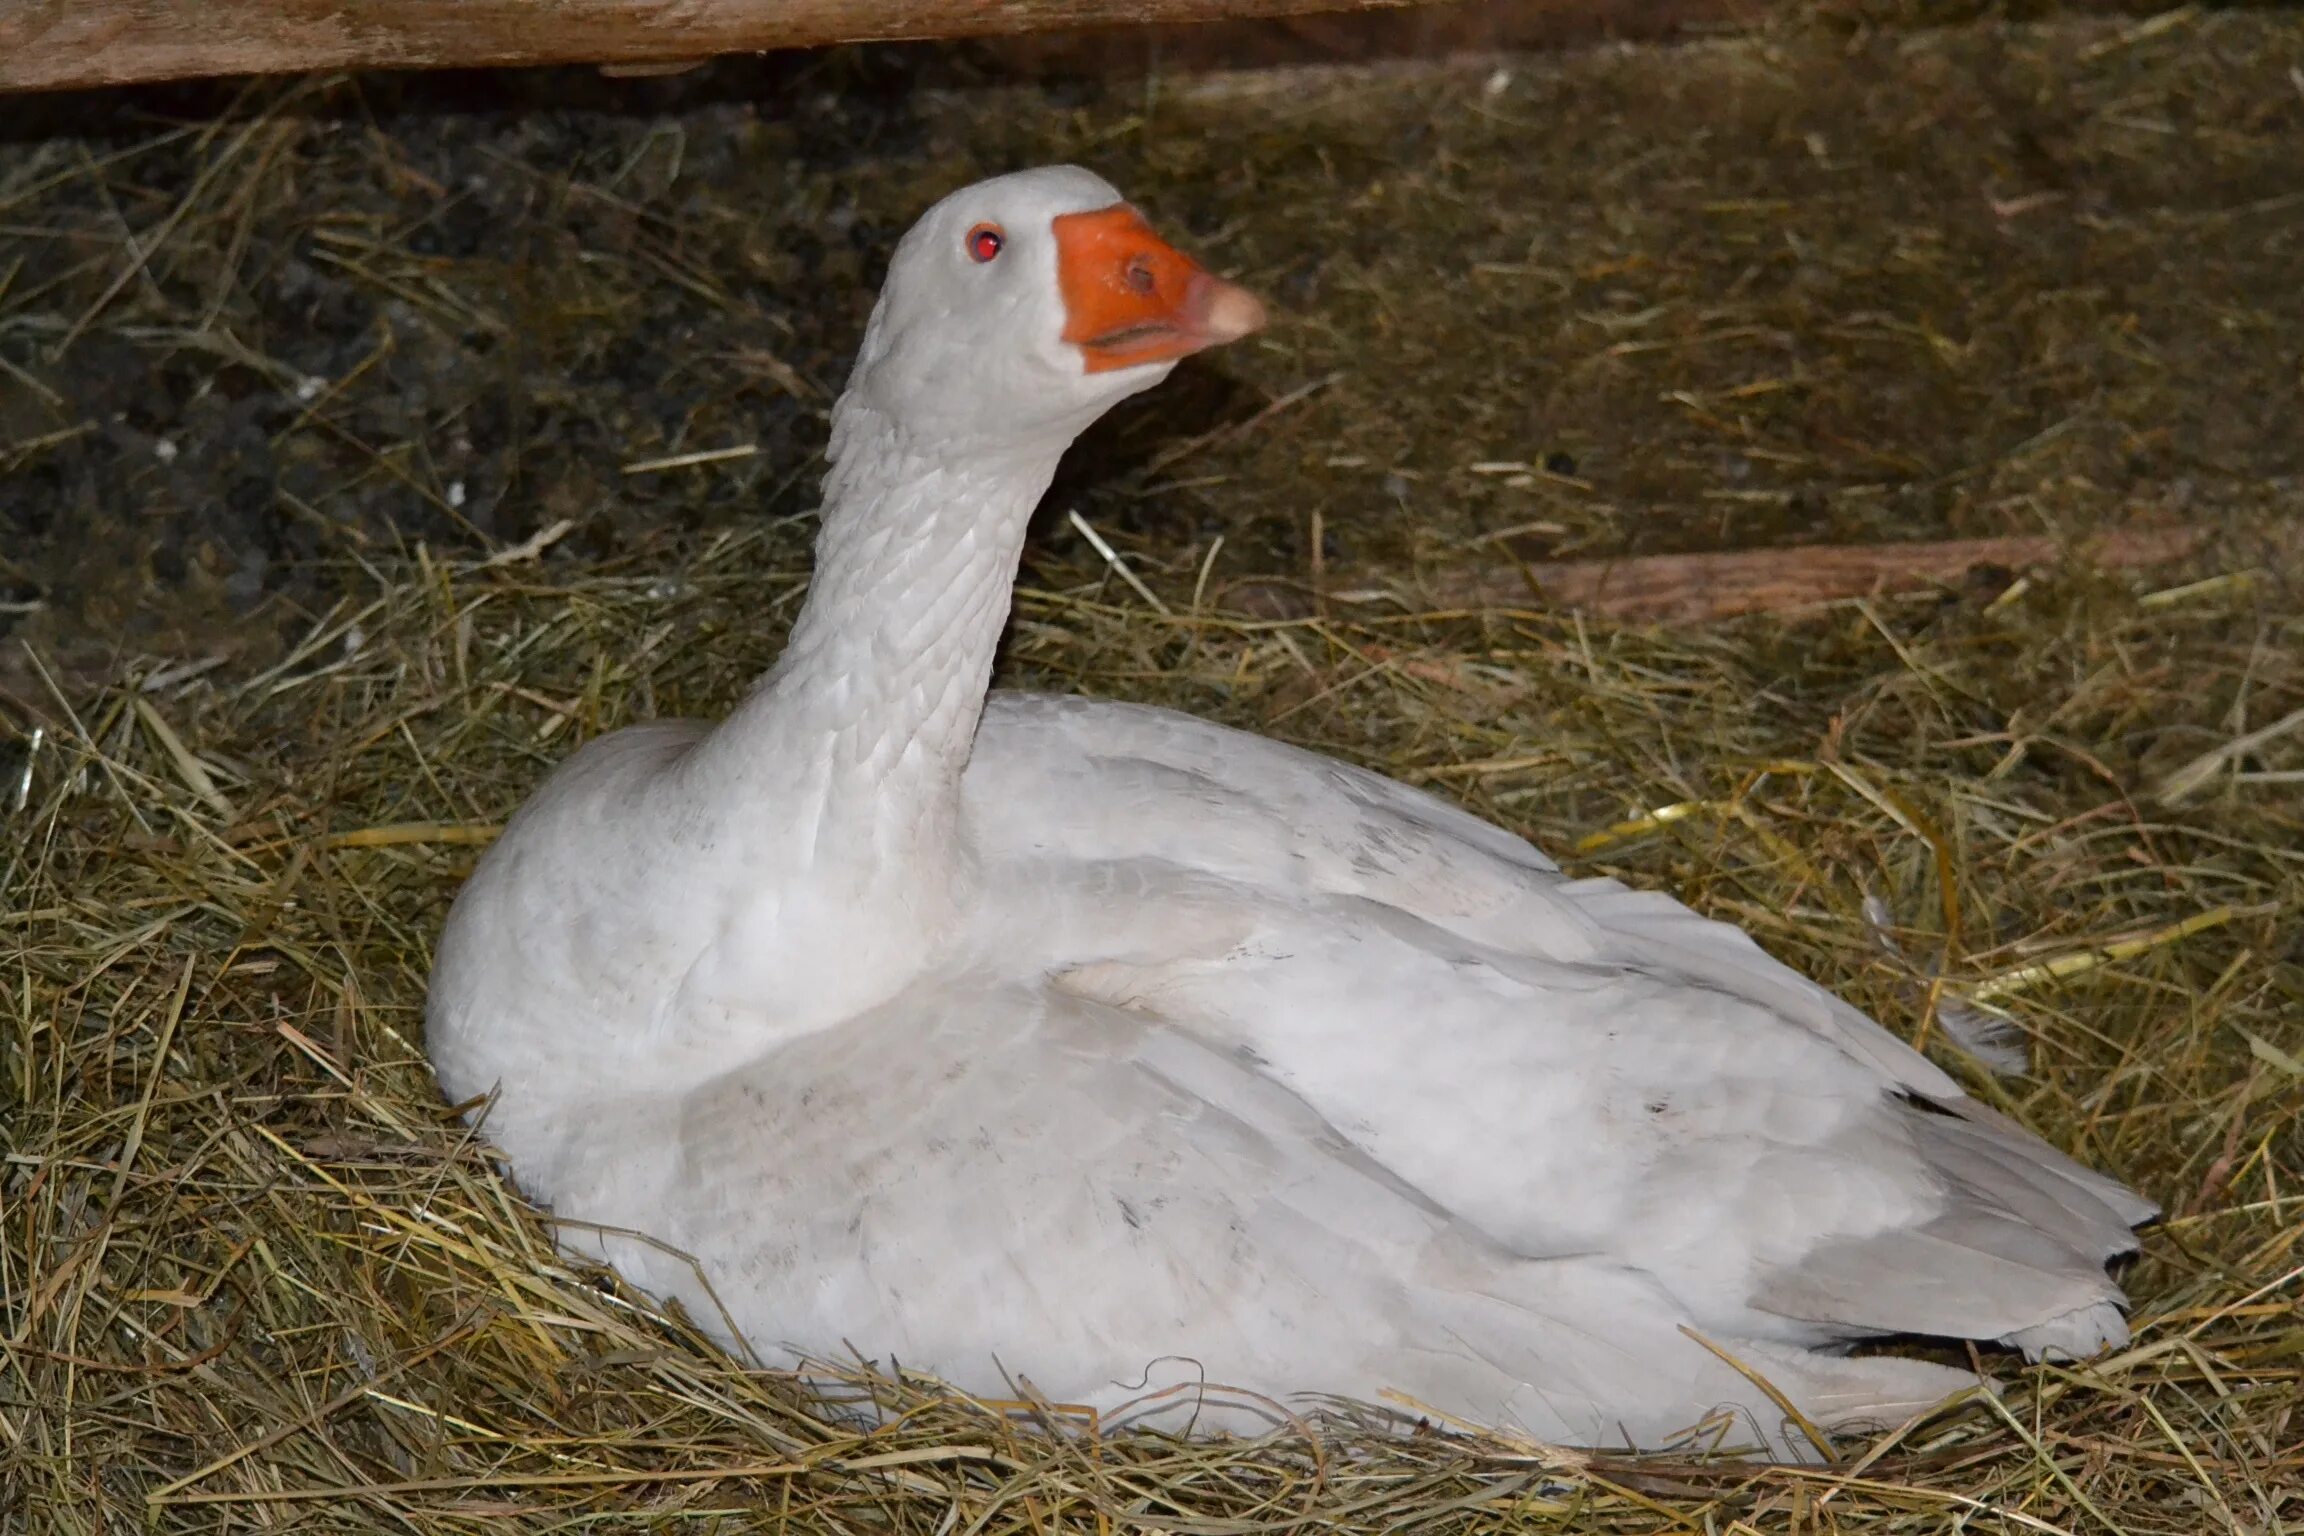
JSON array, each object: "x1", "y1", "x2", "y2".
[{"x1": 427, "y1": 167, "x2": 2153, "y2": 1456}]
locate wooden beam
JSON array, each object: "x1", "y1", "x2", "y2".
[
  {"x1": 7, "y1": 0, "x2": 2158, "y2": 102},
  {"x1": 0, "y1": 0, "x2": 1442, "y2": 94}
]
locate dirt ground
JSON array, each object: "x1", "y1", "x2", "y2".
[{"x1": 3, "y1": 6, "x2": 2299, "y2": 709}]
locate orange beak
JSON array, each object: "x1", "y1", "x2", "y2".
[{"x1": 1053, "y1": 205, "x2": 1267, "y2": 374}]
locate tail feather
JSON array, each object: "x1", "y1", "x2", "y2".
[
  {"x1": 1916, "y1": 1110, "x2": 2144, "y2": 1262},
  {"x1": 1943, "y1": 1096, "x2": 2159, "y2": 1229},
  {"x1": 1751, "y1": 1094, "x2": 2148, "y2": 1354},
  {"x1": 2003, "y1": 1301, "x2": 2133, "y2": 1361},
  {"x1": 1755, "y1": 1224, "x2": 2118, "y2": 1343}
]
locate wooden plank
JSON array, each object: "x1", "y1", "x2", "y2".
[
  {"x1": 2, "y1": 0, "x2": 2159, "y2": 101},
  {"x1": 0, "y1": 0, "x2": 1442, "y2": 94}
]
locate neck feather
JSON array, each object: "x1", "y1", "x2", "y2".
[{"x1": 684, "y1": 397, "x2": 1061, "y2": 869}]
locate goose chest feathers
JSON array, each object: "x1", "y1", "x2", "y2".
[{"x1": 426, "y1": 165, "x2": 2154, "y2": 1457}]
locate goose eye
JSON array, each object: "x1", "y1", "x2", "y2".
[{"x1": 966, "y1": 223, "x2": 1005, "y2": 263}]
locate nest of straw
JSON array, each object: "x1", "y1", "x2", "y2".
[
  {"x1": 5, "y1": 7, "x2": 2303, "y2": 1530},
  {"x1": 6, "y1": 503, "x2": 2302, "y2": 1529}
]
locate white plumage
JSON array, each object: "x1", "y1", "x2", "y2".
[{"x1": 426, "y1": 166, "x2": 2154, "y2": 1458}]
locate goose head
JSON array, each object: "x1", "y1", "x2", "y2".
[{"x1": 839, "y1": 166, "x2": 1266, "y2": 453}]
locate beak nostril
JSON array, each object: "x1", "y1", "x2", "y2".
[{"x1": 1123, "y1": 258, "x2": 1156, "y2": 296}]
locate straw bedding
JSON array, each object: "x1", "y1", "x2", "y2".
[{"x1": 4, "y1": 7, "x2": 2302, "y2": 1530}]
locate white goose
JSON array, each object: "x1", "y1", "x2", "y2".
[{"x1": 427, "y1": 166, "x2": 2154, "y2": 1456}]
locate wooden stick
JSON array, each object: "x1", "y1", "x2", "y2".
[
  {"x1": 1226, "y1": 525, "x2": 2211, "y2": 624},
  {"x1": 2, "y1": 0, "x2": 1438, "y2": 94},
  {"x1": 1489, "y1": 525, "x2": 2210, "y2": 624}
]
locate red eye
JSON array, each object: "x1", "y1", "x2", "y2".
[{"x1": 967, "y1": 223, "x2": 1005, "y2": 263}]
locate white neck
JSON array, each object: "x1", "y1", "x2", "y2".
[{"x1": 682, "y1": 396, "x2": 1063, "y2": 880}]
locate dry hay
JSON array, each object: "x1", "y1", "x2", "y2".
[
  {"x1": 6, "y1": 6, "x2": 2304, "y2": 1532},
  {"x1": 5, "y1": 499, "x2": 2303, "y2": 1531}
]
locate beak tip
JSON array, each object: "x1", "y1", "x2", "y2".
[{"x1": 1200, "y1": 278, "x2": 1268, "y2": 347}]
